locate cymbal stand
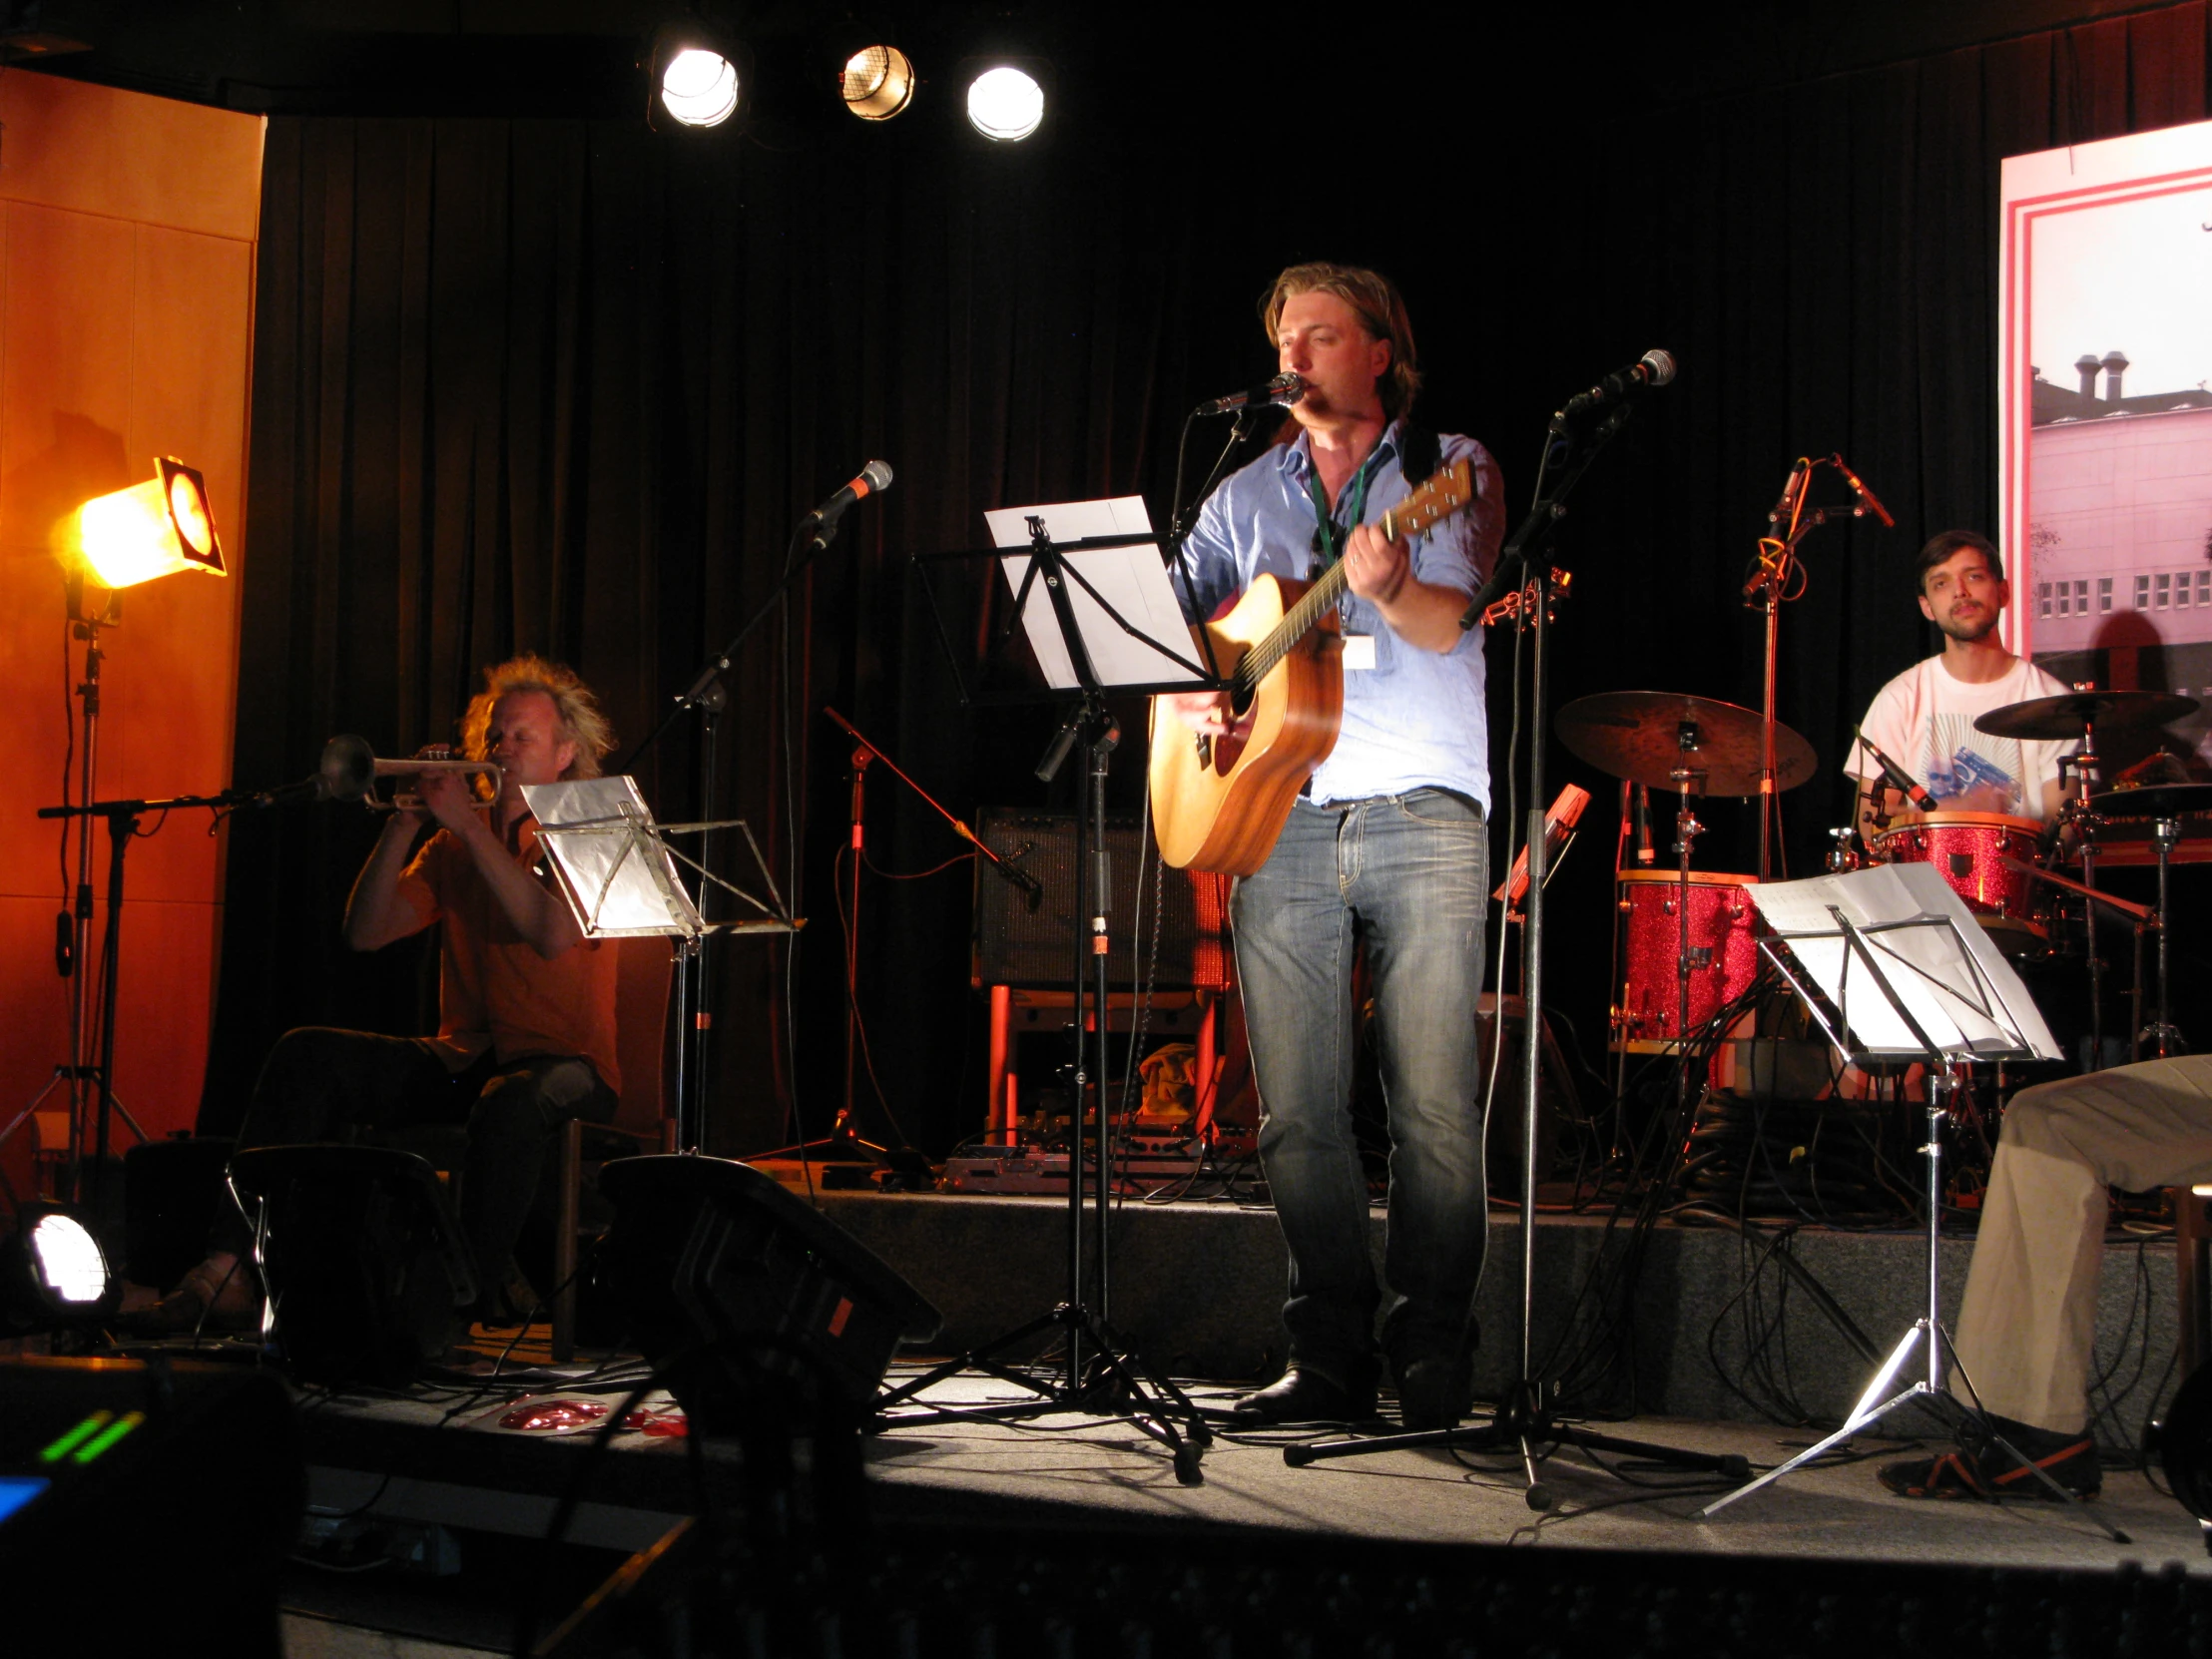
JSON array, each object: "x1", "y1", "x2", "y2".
[
  {"x1": 1669, "y1": 735, "x2": 1708, "y2": 1125},
  {"x1": 2060, "y1": 732, "x2": 2107, "y2": 1069},
  {"x1": 2143, "y1": 815, "x2": 2184, "y2": 1058}
]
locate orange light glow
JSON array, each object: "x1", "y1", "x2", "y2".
[{"x1": 75, "y1": 458, "x2": 225, "y2": 589}]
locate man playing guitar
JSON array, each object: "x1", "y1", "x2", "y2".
[{"x1": 1163, "y1": 263, "x2": 1504, "y2": 1429}]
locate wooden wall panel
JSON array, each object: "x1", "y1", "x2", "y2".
[{"x1": 0, "y1": 72, "x2": 261, "y2": 1176}]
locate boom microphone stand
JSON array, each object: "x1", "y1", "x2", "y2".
[{"x1": 1285, "y1": 366, "x2": 1749, "y2": 1505}]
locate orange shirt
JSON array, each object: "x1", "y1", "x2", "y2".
[{"x1": 396, "y1": 821, "x2": 621, "y2": 1096}]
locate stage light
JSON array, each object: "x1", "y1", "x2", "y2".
[
  {"x1": 662, "y1": 46, "x2": 740, "y2": 126},
  {"x1": 966, "y1": 65, "x2": 1043, "y2": 142},
  {"x1": 75, "y1": 457, "x2": 226, "y2": 590},
  {"x1": 1, "y1": 1205, "x2": 121, "y2": 1333},
  {"x1": 840, "y1": 44, "x2": 915, "y2": 121}
]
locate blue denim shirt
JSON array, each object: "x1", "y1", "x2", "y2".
[{"x1": 1171, "y1": 420, "x2": 1505, "y2": 811}]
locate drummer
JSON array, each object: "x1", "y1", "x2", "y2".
[{"x1": 1850, "y1": 530, "x2": 2078, "y2": 836}]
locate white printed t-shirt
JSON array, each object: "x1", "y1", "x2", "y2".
[{"x1": 1847, "y1": 654, "x2": 2078, "y2": 820}]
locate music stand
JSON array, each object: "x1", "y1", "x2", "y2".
[
  {"x1": 523, "y1": 777, "x2": 797, "y2": 1154},
  {"x1": 884, "y1": 498, "x2": 1217, "y2": 1484},
  {"x1": 1697, "y1": 863, "x2": 2123, "y2": 1536}
]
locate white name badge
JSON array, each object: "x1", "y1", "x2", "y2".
[{"x1": 1342, "y1": 634, "x2": 1377, "y2": 673}]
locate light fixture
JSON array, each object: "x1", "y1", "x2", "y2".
[
  {"x1": 965, "y1": 64, "x2": 1044, "y2": 142},
  {"x1": 839, "y1": 44, "x2": 914, "y2": 121},
  {"x1": 75, "y1": 457, "x2": 226, "y2": 590},
  {"x1": 1, "y1": 1205, "x2": 121, "y2": 1334},
  {"x1": 646, "y1": 23, "x2": 746, "y2": 131}
]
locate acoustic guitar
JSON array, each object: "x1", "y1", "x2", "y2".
[{"x1": 1148, "y1": 456, "x2": 1477, "y2": 874}]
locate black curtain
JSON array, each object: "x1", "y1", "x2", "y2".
[{"x1": 204, "y1": 4, "x2": 2212, "y2": 1151}]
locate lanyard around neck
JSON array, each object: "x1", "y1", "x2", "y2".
[{"x1": 1304, "y1": 443, "x2": 1384, "y2": 571}]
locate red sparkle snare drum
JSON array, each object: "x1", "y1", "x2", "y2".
[
  {"x1": 1867, "y1": 811, "x2": 2048, "y2": 954},
  {"x1": 1613, "y1": 869, "x2": 1761, "y2": 1050}
]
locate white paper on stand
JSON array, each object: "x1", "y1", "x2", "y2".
[
  {"x1": 521, "y1": 776, "x2": 704, "y2": 939},
  {"x1": 1747, "y1": 863, "x2": 2061, "y2": 1062},
  {"x1": 984, "y1": 496, "x2": 1205, "y2": 691}
]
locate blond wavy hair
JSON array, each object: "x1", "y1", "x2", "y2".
[
  {"x1": 1260, "y1": 262, "x2": 1422, "y2": 417},
  {"x1": 459, "y1": 654, "x2": 615, "y2": 780}
]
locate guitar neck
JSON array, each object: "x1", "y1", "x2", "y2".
[{"x1": 1238, "y1": 490, "x2": 1436, "y2": 689}]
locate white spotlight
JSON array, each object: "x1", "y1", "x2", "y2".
[
  {"x1": 841, "y1": 45, "x2": 915, "y2": 121},
  {"x1": 661, "y1": 45, "x2": 741, "y2": 128},
  {"x1": 965, "y1": 65, "x2": 1043, "y2": 142}
]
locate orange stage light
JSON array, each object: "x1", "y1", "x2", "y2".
[{"x1": 75, "y1": 458, "x2": 225, "y2": 590}]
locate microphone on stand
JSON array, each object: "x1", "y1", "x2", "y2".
[
  {"x1": 1193, "y1": 371, "x2": 1306, "y2": 416},
  {"x1": 1632, "y1": 784, "x2": 1655, "y2": 865},
  {"x1": 1831, "y1": 453, "x2": 1896, "y2": 527},
  {"x1": 1854, "y1": 726, "x2": 1937, "y2": 812},
  {"x1": 1557, "y1": 349, "x2": 1676, "y2": 422},
  {"x1": 1769, "y1": 457, "x2": 1811, "y2": 528},
  {"x1": 809, "y1": 459, "x2": 894, "y2": 528}
]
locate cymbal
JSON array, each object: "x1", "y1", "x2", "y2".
[
  {"x1": 2087, "y1": 782, "x2": 2212, "y2": 822},
  {"x1": 1972, "y1": 689, "x2": 2198, "y2": 742},
  {"x1": 1556, "y1": 691, "x2": 1818, "y2": 798}
]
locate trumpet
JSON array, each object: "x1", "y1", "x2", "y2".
[{"x1": 317, "y1": 735, "x2": 502, "y2": 812}]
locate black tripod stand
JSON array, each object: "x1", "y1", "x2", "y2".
[
  {"x1": 1283, "y1": 367, "x2": 1748, "y2": 1506},
  {"x1": 883, "y1": 511, "x2": 1222, "y2": 1481}
]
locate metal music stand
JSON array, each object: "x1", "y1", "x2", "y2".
[
  {"x1": 1697, "y1": 864, "x2": 2122, "y2": 1536},
  {"x1": 523, "y1": 777, "x2": 797, "y2": 1154},
  {"x1": 884, "y1": 498, "x2": 1217, "y2": 1483}
]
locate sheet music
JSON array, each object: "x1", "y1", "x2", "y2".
[
  {"x1": 984, "y1": 496, "x2": 1204, "y2": 691},
  {"x1": 1748, "y1": 863, "x2": 2060, "y2": 1061},
  {"x1": 522, "y1": 777, "x2": 704, "y2": 938}
]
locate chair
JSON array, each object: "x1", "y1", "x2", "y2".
[
  {"x1": 2177, "y1": 1183, "x2": 2212, "y2": 1380},
  {"x1": 549, "y1": 935, "x2": 676, "y2": 1360}
]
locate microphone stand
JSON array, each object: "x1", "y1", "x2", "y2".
[
  {"x1": 1286, "y1": 398, "x2": 1751, "y2": 1506},
  {"x1": 617, "y1": 506, "x2": 859, "y2": 1155},
  {"x1": 753, "y1": 707, "x2": 1035, "y2": 1175}
]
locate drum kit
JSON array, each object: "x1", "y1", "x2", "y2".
[{"x1": 1556, "y1": 685, "x2": 2210, "y2": 1076}]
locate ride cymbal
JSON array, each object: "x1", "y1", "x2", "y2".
[{"x1": 1556, "y1": 691, "x2": 1817, "y2": 798}]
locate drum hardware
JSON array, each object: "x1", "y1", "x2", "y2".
[
  {"x1": 2001, "y1": 856, "x2": 2159, "y2": 1062},
  {"x1": 1975, "y1": 688, "x2": 2200, "y2": 1070},
  {"x1": 1826, "y1": 828, "x2": 1862, "y2": 872},
  {"x1": 1742, "y1": 453, "x2": 1892, "y2": 880}
]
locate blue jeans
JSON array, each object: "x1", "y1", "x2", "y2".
[{"x1": 1233, "y1": 791, "x2": 1489, "y2": 1382}]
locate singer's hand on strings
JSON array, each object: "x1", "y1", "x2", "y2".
[
  {"x1": 1165, "y1": 688, "x2": 1246, "y2": 739},
  {"x1": 1343, "y1": 523, "x2": 1410, "y2": 606}
]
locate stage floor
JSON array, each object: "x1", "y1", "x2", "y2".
[{"x1": 866, "y1": 1370, "x2": 2207, "y2": 1573}]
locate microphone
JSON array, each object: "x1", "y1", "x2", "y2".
[
  {"x1": 1769, "y1": 457, "x2": 1810, "y2": 527},
  {"x1": 809, "y1": 460, "x2": 894, "y2": 527},
  {"x1": 1632, "y1": 784, "x2": 1655, "y2": 866},
  {"x1": 1558, "y1": 349, "x2": 1677, "y2": 421},
  {"x1": 1854, "y1": 726, "x2": 1936, "y2": 812},
  {"x1": 1194, "y1": 371, "x2": 1306, "y2": 416},
  {"x1": 1831, "y1": 452, "x2": 1896, "y2": 528},
  {"x1": 996, "y1": 842, "x2": 1044, "y2": 910}
]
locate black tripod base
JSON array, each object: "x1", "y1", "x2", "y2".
[
  {"x1": 873, "y1": 1302, "x2": 1213, "y2": 1486},
  {"x1": 1284, "y1": 1390, "x2": 1749, "y2": 1512}
]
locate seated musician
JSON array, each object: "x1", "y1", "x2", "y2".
[
  {"x1": 1883, "y1": 1053, "x2": 2212, "y2": 1500},
  {"x1": 143, "y1": 654, "x2": 622, "y2": 1334},
  {"x1": 1848, "y1": 530, "x2": 2076, "y2": 834}
]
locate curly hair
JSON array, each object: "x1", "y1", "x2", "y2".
[
  {"x1": 1259, "y1": 262, "x2": 1422, "y2": 417},
  {"x1": 459, "y1": 654, "x2": 616, "y2": 779}
]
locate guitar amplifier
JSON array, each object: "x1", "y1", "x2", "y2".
[{"x1": 973, "y1": 808, "x2": 1231, "y2": 990}]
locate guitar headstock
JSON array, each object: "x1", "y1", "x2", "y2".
[{"x1": 1384, "y1": 456, "x2": 1474, "y2": 538}]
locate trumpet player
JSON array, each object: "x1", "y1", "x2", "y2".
[{"x1": 139, "y1": 654, "x2": 622, "y2": 1337}]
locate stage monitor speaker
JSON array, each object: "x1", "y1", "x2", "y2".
[
  {"x1": 598, "y1": 1154, "x2": 941, "y2": 1432},
  {"x1": 229, "y1": 1145, "x2": 478, "y2": 1388},
  {"x1": 973, "y1": 807, "x2": 1230, "y2": 990}
]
